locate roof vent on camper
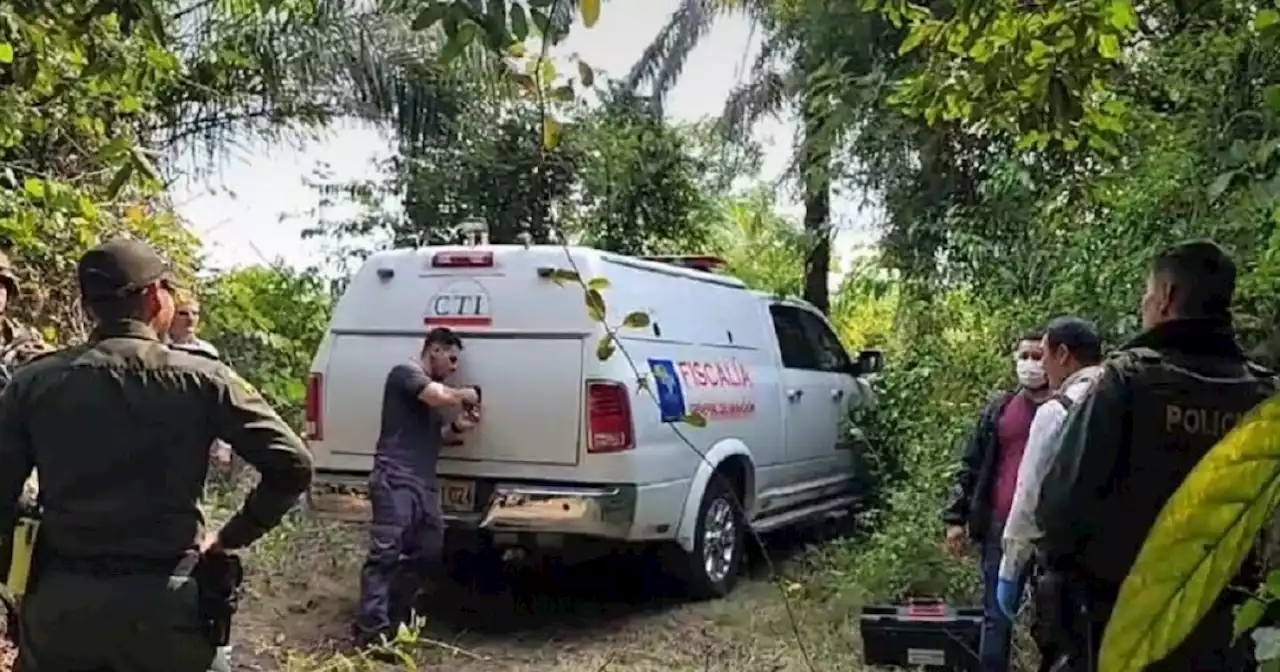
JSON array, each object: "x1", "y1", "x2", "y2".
[{"x1": 641, "y1": 255, "x2": 728, "y2": 273}]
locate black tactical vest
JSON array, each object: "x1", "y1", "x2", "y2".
[{"x1": 1080, "y1": 346, "x2": 1278, "y2": 585}]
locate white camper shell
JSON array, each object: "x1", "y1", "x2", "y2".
[{"x1": 304, "y1": 244, "x2": 882, "y2": 597}]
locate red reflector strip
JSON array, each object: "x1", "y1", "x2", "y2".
[
  {"x1": 423, "y1": 316, "x2": 492, "y2": 327},
  {"x1": 432, "y1": 251, "x2": 494, "y2": 267},
  {"x1": 905, "y1": 603, "x2": 948, "y2": 620}
]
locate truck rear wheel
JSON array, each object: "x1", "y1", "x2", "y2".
[{"x1": 674, "y1": 475, "x2": 745, "y2": 600}]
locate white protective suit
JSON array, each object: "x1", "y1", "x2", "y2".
[{"x1": 998, "y1": 364, "x2": 1104, "y2": 581}]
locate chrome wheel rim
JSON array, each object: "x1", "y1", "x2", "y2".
[{"x1": 702, "y1": 496, "x2": 737, "y2": 584}]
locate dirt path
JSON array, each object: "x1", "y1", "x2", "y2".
[{"x1": 230, "y1": 523, "x2": 865, "y2": 671}]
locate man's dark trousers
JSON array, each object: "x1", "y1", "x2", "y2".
[
  {"x1": 355, "y1": 468, "x2": 444, "y2": 639},
  {"x1": 980, "y1": 528, "x2": 1024, "y2": 672},
  {"x1": 17, "y1": 569, "x2": 231, "y2": 671}
]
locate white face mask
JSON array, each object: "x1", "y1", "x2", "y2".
[{"x1": 1016, "y1": 359, "x2": 1046, "y2": 389}]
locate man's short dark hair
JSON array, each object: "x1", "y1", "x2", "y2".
[
  {"x1": 1045, "y1": 316, "x2": 1103, "y2": 365},
  {"x1": 1015, "y1": 329, "x2": 1045, "y2": 349},
  {"x1": 422, "y1": 327, "x2": 462, "y2": 352},
  {"x1": 1152, "y1": 240, "x2": 1236, "y2": 318},
  {"x1": 85, "y1": 291, "x2": 150, "y2": 324}
]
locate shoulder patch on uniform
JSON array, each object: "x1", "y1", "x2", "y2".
[
  {"x1": 226, "y1": 368, "x2": 261, "y2": 399},
  {"x1": 18, "y1": 348, "x2": 60, "y2": 366},
  {"x1": 1125, "y1": 346, "x2": 1163, "y2": 362},
  {"x1": 1107, "y1": 346, "x2": 1161, "y2": 375},
  {"x1": 174, "y1": 345, "x2": 221, "y2": 362}
]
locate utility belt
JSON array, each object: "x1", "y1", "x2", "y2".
[{"x1": 4, "y1": 521, "x2": 244, "y2": 647}]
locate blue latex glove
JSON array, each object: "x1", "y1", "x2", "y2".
[{"x1": 996, "y1": 577, "x2": 1021, "y2": 621}]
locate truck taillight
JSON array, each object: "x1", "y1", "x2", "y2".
[
  {"x1": 432, "y1": 251, "x2": 493, "y2": 268},
  {"x1": 305, "y1": 373, "x2": 323, "y2": 441},
  {"x1": 586, "y1": 380, "x2": 633, "y2": 454}
]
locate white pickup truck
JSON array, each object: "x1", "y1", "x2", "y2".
[{"x1": 303, "y1": 244, "x2": 881, "y2": 598}]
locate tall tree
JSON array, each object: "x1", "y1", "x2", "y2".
[{"x1": 626, "y1": 0, "x2": 841, "y2": 312}]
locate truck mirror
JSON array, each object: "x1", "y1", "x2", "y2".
[{"x1": 856, "y1": 349, "x2": 885, "y2": 376}]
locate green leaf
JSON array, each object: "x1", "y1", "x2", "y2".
[
  {"x1": 486, "y1": 0, "x2": 506, "y2": 25},
  {"x1": 621, "y1": 311, "x2": 650, "y2": 328},
  {"x1": 440, "y1": 22, "x2": 477, "y2": 63},
  {"x1": 1098, "y1": 33, "x2": 1122, "y2": 60},
  {"x1": 580, "y1": 0, "x2": 601, "y2": 28},
  {"x1": 1208, "y1": 171, "x2": 1237, "y2": 202},
  {"x1": 1107, "y1": 0, "x2": 1139, "y2": 31},
  {"x1": 550, "y1": 85, "x2": 574, "y2": 102},
  {"x1": 1099, "y1": 395, "x2": 1280, "y2": 672},
  {"x1": 105, "y1": 162, "x2": 134, "y2": 198},
  {"x1": 1265, "y1": 570, "x2": 1280, "y2": 598},
  {"x1": 898, "y1": 23, "x2": 927, "y2": 55},
  {"x1": 1256, "y1": 9, "x2": 1280, "y2": 31},
  {"x1": 130, "y1": 147, "x2": 160, "y2": 182},
  {"x1": 23, "y1": 177, "x2": 44, "y2": 200},
  {"x1": 680, "y1": 412, "x2": 707, "y2": 428},
  {"x1": 547, "y1": 268, "x2": 580, "y2": 285},
  {"x1": 1264, "y1": 85, "x2": 1280, "y2": 115},
  {"x1": 542, "y1": 117, "x2": 562, "y2": 150},
  {"x1": 587, "y1": 277, "x2": 609, "y2": 291},
  {"x1": 0, "y1": 42, "x2": 13, "y2": 64},
  {"x1": 584, "y1": 289, "x2": 606, "y2": 322},
  {"x1": 530, "y1": 7, "x2": 551, "y2": 36},
  {"x1": 595, "y1": 333, "x2": 616, "y2": 361},
  {"x1": 1234, "y1": 598, "x2": 1267, "y2": 642},
  {"x1": 411, "y1": 2, "x2": 446, "y2": 30},
  {"x1": 510, "y1": 3, "x2": 529, "y2": 41},
  {"x1": 968, "y1": 39, "x2": 993, "y2": 63},
  {"x1": 577, "y1": 60, "x2": 595, "y2": 87},
  {"x1": 117, "y1": 95, "x2": 143, "y2": 114}
]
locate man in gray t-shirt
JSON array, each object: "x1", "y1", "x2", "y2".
[{"x1": 354, "y1": 328, "x2": 480, "y2": 649}]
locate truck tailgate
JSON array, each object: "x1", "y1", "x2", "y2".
[{"x1": 324, "y1": 334, "x2": 585, "y2": 466}]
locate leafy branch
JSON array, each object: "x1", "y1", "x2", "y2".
[{"x1": 410, "y1": 2, "x2": 816, "y2": 669}]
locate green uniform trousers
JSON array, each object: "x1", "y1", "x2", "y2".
[{"x1": 17, "y1": 570, "x2": 231, "y2": 672}]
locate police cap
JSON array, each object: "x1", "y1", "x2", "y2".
[{"x1": 77, "y1": 238, "x2": 175, "y2": 302}]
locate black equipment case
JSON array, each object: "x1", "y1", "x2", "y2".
[{"x1": 860, "y1": 598, "x2": 983, "y2": 671}]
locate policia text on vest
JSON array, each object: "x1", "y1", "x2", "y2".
[{"x1": 1164, "y1": 404, "x2": 1240, "y2": 438}]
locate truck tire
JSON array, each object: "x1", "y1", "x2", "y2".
[{"x1": 675, "y1": 474, "x2": 746, "y2": 600}]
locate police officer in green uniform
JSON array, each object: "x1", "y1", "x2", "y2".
[
  {"x1": 0, "y1": 238, "x2": 315, "y2": 672},
  {"x1": 1036, "y1": 240, "x2": 1278, "y2": 671}
]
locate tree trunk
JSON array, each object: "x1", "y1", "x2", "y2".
[
  {"x1": 800, "y1": 68, "x2": 832, "y2": 315},
  {"x1": 802, "y1": 184, "x2": 831, "y2": 314}
]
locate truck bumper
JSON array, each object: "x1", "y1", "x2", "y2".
[
  {"x1": 444, "y1": 482, "x2": 636, "y2": 539},
  {"x1": 306, "y1": 475, "x2": 641, "y2": 541}
]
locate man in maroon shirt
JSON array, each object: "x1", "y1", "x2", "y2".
[{"x1": 943, "y1": 330, "x2": 1052, "y2": 672}]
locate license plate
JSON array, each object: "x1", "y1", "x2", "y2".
[{"x1": 440, "y1": 479, "x2": 475, "y2": 512}]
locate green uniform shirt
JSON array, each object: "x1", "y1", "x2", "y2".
[{"x1": 0, "y1": 319, "x2": 314, "y2": 559}]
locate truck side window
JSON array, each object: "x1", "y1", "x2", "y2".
[
  {"x1": 796, "y1": 310, "x2": 854, "y2": 374},
  {"x1": 769, "y1": 305, "x2": 821, "y2": 370}
]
